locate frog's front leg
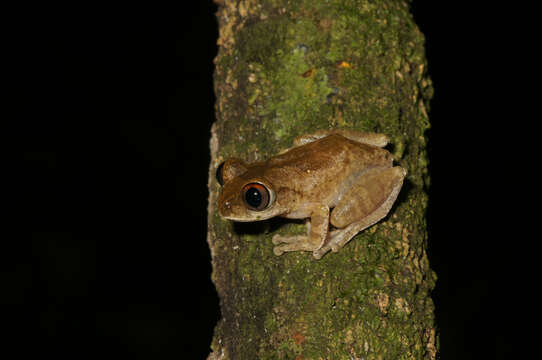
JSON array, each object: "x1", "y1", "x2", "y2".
[
  {"x1": 272, "y1": 205, "x2": 329, "y2": 256},
  {"x1": 313, "y1": 166, "x2": 406, "y2": 259}
]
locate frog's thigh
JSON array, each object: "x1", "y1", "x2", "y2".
[
  {"x1": 293, "y1": 129, "x2": 389, "y2": 147},
  {"x1": 331, "y1": 166, "x2": 405, "y2": 227},
  {"x1": 272, "y1": 205, "x2": 329, "y2": 256},
  {"x1": 313, "y1": 167, "x2": 405, "y2": 259}
]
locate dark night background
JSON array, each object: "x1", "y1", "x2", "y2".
[{"x1": 6, "y1": 1, "x2": 530, "y2": 359}]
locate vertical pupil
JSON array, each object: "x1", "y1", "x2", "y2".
[{"x1": 245, "y1": 187, "x2": 262, "y2": 207}]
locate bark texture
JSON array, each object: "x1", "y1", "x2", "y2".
[{"x1": 207, "y1": 1, "x2": 435, "y2": 359}]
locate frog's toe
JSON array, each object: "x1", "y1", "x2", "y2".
[
  {"x1": 272, "y1": 234, "x2": 283, "y2": 245},
  {"x1": 312, "y1": 247, "x2": 330, "y2": 259},
  {"x1": 272, "y1": 234, "x2": 293, "y2": 245},
  {"x1": 273, "y1": 246, "x2": 285, "y2": 256},
  {"x1": 272, "y1": 234, "x2": 304, "y2": 244}
]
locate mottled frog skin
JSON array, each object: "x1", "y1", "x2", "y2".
[{"x1": 217, "y1": 130, "x2": 406, "y2": 259}]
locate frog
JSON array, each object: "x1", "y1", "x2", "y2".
[{"x1": 217, "y1": 129, "x2": 406, "y2": 259}]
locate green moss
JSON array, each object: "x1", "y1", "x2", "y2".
[{"x1": 261, "y1": 47, "x2": 334, "y2": 138}]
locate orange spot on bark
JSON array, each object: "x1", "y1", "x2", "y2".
[
  {"x1": 336, "y1": 60, "x2": 351, "y2": 68},
  {"x1": 293, "y1": 332, "x2": 306, "y2": 345}
]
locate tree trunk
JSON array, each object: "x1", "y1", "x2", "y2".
[{"x1": 207, "y1": 1, "x2": 435, "y2": 359}]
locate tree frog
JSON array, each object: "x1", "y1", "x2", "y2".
[{"x1": 217, "y1": 129, "x2": 406, "y2": 259}]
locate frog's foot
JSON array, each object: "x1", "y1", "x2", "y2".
[
  {"x1": 311, "y1": 230, "x2": 342, "y2": 259},
  {"x1": 312, "y1": 228, "x2": 351, "y2": 259},
  {"x1": 272, "y1": 235, "x2": 319, "y2": 256}
]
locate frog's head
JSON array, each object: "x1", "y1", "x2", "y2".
[{"x1": 216, "y1": 159, "x2": 286, "y2": 222}]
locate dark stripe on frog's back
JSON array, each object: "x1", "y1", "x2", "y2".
[{"x1": 264, "y1": 134, "x2": 391, "y2": 191}]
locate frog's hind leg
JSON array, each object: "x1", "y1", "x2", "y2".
[
  {"x1": 312, "y1": 166, "x2": 406, "y2": 259},
  {"x1": 293, "y1": 129, "x2": 389, "y2": 148}
]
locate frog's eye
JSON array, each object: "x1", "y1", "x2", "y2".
[{"x1": 242, "y1": 183, "x2": 270, "y2": 211}]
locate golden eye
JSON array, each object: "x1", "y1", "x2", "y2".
[{"x1": 242, "y1": 183, "x2": 270, "y2": 211}]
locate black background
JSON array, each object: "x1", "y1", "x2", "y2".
[{"x1": 7, "y1": 1, "x2": 530, "y2": 359}]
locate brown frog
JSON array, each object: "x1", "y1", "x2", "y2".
[{"x1": 217, "y1": 129, "x2": 406, "y2": 259}]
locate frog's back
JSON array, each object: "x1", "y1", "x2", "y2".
[
  {"x1": 269, "y1": 134, "x2": 391, "y2": 169},
  {"x1": 265, "y1": 134, "x2": 392, "y2": 192}
]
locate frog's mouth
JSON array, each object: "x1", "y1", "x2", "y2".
[
  {"x1": 218, "y1": 198, "x2": 283, "y2": 222},
  {"x1": 219, "y1": 206, "x2": 281, "y2": 222},
  {"x1": 222, "y1": 214, "x2": 271, "y2": 222}
]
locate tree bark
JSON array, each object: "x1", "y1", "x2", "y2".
[{"x1": 207, "y1": 1, "x2": 435, "y2": 359}]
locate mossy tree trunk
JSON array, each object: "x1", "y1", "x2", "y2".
[{"x1": 207, "y1": 1, "x2": 435, "y2": 359}]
